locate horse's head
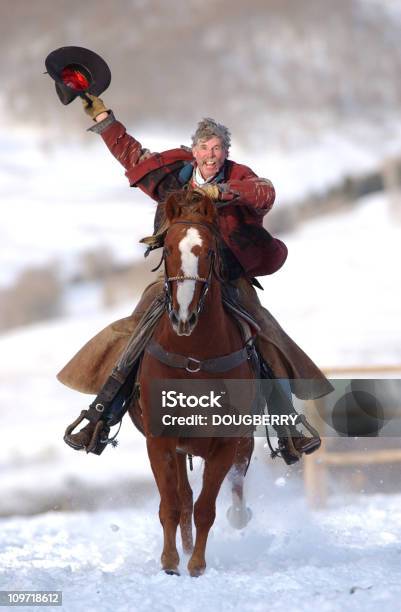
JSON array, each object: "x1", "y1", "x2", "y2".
[{"x1": 163, "y1": 190, "x2": 221, "y2": 336}]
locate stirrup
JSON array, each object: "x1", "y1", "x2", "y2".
[
  {"x1": 275, "y1": 427, "x2": 303, "y2": 465},
  {"x1": 64, "y1": 410, "x2": 111, "y2": 455},
  {"x1": 270, "y1": 416, "x2": 321, "y2": 465},
  {"x1": 296, "y1": 414, "x2": 321, "y2": 451},
  {"x1": 64, "y1": 410, "x2": 87, "y2": 448}
]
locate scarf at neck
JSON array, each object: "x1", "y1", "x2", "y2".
[{"x1": 192, "y1": 165, "x2": 216, "y2": 186}]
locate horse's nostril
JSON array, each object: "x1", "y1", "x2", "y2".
[
  {"x1": 170, "y1": 311, "x2": 179, "y2": 325},
  {"x1": 188, "y1": 312, "x2": 197, "y2": 327}
]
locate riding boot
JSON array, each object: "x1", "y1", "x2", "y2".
[
  {"x1": 263, "y1": 378, "x2": 321, "y2": 465},
  {"x1": 64, "y1": 420, "x2": 98, "y2": 451},
  {"x1": 63, "y1": 367, "x2": 141, "y2": 455},
  {"x1": 64, "y1": 410, "x2": 111, "y2": 454},
  {"x1": 275, "y1": 415, "x2": 321, "y2": 465}
]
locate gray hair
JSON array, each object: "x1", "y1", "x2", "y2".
[{"x1": 191, "y1": 117, "x2": 231, "y2": 151}]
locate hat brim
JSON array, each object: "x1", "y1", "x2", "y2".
[{"x1": 45, "y1": 46, "x2": 111, "y2": 104}]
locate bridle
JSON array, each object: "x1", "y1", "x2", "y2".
[
  {"x1": 145, "y1": 217, "x2": 260, "y2": 376},
  {"x1": 162, "y1": 220, "x2": 220, "y2": 318}
]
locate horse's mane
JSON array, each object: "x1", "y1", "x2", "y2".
[
  {"x1": 164, "y1": 188, "x2": 218, "y2": 226},
  {"x1": 140, "y1": 188, "x2": 218, "y2": 252}
]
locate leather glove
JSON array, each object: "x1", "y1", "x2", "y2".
[
  {"x1": 193, "y1": 184, "x2": 220, "y2": 200},
  {"x1": 214, "y1": 183, "x2": 237, "y2": 207},
  {"x1": 81, "y1": 94, "x2": 108, "y2": 120}
]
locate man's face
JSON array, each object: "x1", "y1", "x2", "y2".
[{"x1": 192, "y1": 136, "x2": 227, "y2": 180}]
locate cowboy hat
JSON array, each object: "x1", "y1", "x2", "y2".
[{"x1": 45, "y1": 46, "x2": 111, "y2": 105}]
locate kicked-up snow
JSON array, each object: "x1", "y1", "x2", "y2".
[{"x1": 1, "y1": 490, "x2": 401, "y2": 612}]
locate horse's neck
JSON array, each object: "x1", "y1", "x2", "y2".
[{"x1": 156, "y1": 281, "x2": 242, "y2": 358}]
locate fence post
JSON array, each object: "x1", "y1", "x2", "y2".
[{"x1": 382, "y1": 157, "x2": 401, "y2": 224}]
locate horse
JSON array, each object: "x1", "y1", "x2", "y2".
[{"x1": 131, "y1": 189, "x2": 256, "y2": 577}]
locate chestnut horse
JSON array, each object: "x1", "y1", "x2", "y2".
[{"x1": 133, "y1": 190, "x2": 255, "y2": 577}]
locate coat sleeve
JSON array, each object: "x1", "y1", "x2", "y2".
[
  {"x1": 220, "y1": 166, "x2": 275, "y2": 216},
  {"x1": 87, "y1": 113, "x2": 193, "y2": 202},
  {"x1": 88, "y1": 111, "x2": 154, "y2": 173}
]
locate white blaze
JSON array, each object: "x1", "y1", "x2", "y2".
[{"x1": 177, "y1": 228, "x2": 202, "y2": 321}]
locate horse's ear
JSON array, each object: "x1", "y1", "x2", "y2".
[
  {"x1": 165, "y1": 193, "x2": 182, "y2": 221},
  {"x1": 196, "y1": 194, "x2": 217, "y2": 222}
]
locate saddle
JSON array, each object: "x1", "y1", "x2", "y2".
[{"x1": 64, "y1": 284, "x2": 321, "y2": 462}]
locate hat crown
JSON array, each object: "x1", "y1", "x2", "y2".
[{"x1": 45, "y1": 46, "x2": 111, "y2": 105}]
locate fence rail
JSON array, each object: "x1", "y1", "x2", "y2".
[{"x1": 304, "y1": 364, "x2": 401, "y2": 507}]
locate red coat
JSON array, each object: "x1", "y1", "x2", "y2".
[{"x1": 95, "y1": 117, "x2": 287, "y2": 277}]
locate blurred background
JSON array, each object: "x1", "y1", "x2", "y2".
[{"x1": 1, "y1": 1, "x2": 401, "y2": 599}]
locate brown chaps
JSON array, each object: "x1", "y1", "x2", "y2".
[{"x1": 57, "y1": 278, "x2": 332, "y2": 400}]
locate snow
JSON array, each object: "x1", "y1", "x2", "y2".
[
  {"x1": 2, "y1": 492, "x2": 401, "y2": 611},
  {"x1": 0, "y1": 304, "x2": 152, "y2": 517},
  {"x1": 244, "y1": 118, "x2": 401, "y2": 203},
  {"x1": 258, "y1": 192, "x2": 401, "y2": 369}
]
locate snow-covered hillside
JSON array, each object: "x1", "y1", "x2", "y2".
[
  {"x1": 3, "y1": 0, "x2": 401, "y2": 145},
  {"x1": 258, "y1": 192, "x2": 401, "y2": 368}
]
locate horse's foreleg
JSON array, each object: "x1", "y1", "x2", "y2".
[
  {"x1": 147, "y1": 438, "x2": 180, "y2": 575},
  {"x1": 188, "y1": 441, "x2": 237, "y2": 577},
  {"x1": 176, "y1": 452, "x2": 194, "y2": 555},
  {"x1": 226, "y1": 437, "x2": 254, "y2": 529}
]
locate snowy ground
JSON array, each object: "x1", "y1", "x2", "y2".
[{"x1": 2, "y1": 490, "x2": 401, "y2": 612}]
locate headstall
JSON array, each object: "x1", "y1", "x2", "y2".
[{"x1": 163, "y1": 220, "x2": 219, "y2": 317}]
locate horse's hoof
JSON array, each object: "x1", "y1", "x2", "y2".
[
  {"x1": 226, "y1": 505, "x2": 252, "y2": 530},
  {"x1": 189, "y1": 566, "x2": 205, "y2": 578},
  {"x1": 164, "y1": 568, "x2": 180, "y2": 576}
]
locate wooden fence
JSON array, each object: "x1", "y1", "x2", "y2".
[{"x1": 303, "y1": 365, "x2": 401, "y2": 508}]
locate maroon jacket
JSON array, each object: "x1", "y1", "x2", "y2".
[{"x1": 90, "y1": 114, "x2": 287, "y2": 277}]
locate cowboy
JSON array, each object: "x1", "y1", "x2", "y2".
[{"x1": 59, "y1": 95, "x2": 331, "y2": 464}]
